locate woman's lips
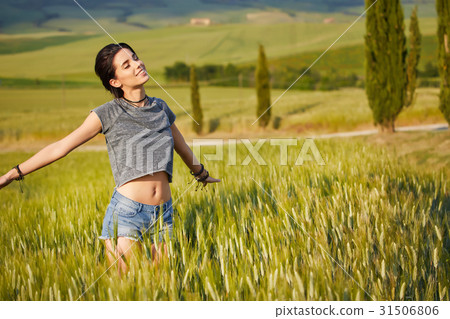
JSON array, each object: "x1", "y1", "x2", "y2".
[{"x1": 136, "y1": 69, "x2": 146, "y2": 76}]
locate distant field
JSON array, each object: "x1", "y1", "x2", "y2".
[
  {"x1": 0, "y1": 17, "x2": 438, "y2": 83},
  {"x1": 269, "y1": 34, "x2": 439, "y2": 76},
  {"x1": 0, "y1": 86, "x2": 445, "y2": 151},
  {"x1": 0, "y1": 34, "x2": 99, "y2": 55},
  {"x1": 0, "y1": 33, "x2": 439, "y2": 90}
]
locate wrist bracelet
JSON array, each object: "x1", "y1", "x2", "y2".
[
  {"x1": 12, "y1": 164, "x2": 24, "y2": 193},
  {"x1": 190, "y1": 163, "x2": 204, "y2": 177},
  {"x1": 13, "y1": 164, "x2": 24, "y2": 181},
  {"x1": 196, "y1": 170, "x2": 209, "y2": 182}
]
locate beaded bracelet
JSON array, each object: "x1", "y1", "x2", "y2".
[
  {"x1": 196, "y1": 170, "x2": 209, "y2": 182},
  {"x1": 12, "y1": 164, "x2": 24, "y2": 193},
  {"x1": 190, "y1": 163, "x2": 204, "y2": 177},
  {"x1": 188, "y1": 163, "x2": 209, "y2": 191},
  {"x1": 13, "y1": 164, "x2": 24, "y2": 181}
]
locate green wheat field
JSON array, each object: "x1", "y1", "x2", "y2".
[
  {"x1": 0, "y1": 136, "x2": 448, "y2": 300},
  {"x1": 0, "y1": 3, "x2": 448, "y2": 301}
]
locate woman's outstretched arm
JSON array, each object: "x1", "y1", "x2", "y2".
[
  {"x1": 171, "y1": 123, "x2": 221, "y2": 186},
  {"x1": 0, "y1": 111, "x2": 102, "y2": 190}
]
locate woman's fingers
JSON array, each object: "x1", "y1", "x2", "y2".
[
  {"x1": 196, "y1": 176, "x2": 221, "y2": 188},
  {"x1": 206, "y1": 176, "x2": 221, "y2": 183},
  {"x1": 201, "y1": 176, "x2": 221, "y2": 186}
]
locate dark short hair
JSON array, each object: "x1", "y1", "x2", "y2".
[{"x1": 94, "y1": 43, "x2": 137, "y2": 98}]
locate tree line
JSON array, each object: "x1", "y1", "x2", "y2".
[{"x1": 165, "y1": 61, "x2": 363, "y2": 91}]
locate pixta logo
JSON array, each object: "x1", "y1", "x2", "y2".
[{"x1": 192, "y1": 138, "x2": 325, "y2": 166}]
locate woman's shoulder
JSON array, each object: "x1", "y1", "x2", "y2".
[
  {"x1": 150, "y1": 97, "x2": 166, "y2": 106},
  {"x1": 151, "y1": 97, "x2": 173, "y2": 111},
  {"x1": 151, "y1": 97, "x2": 176, "y2": 125},
  {"x1": 90, "y1": 99, "x2": 123, "y2": 129},
  {"x1": 92, "y1": 99, "x2": 120, "y2": 112}
]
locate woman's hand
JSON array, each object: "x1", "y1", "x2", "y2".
[
  {"x1": 200, "y1": 175, "x2": 221, "y2": 187},
  {"x1": 194, "y1": 167, "x2": 221, "y2": 188}
]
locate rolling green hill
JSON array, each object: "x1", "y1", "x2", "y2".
[{"x1": 0, "y1": 17, "x2": 438, "y2": 84}]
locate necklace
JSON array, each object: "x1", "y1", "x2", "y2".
[
  {"x1": 123, "y1": 95, "x2": 147, "y2": 104},
  {"x1": 122, "y1": 95, "x2": 149, "y2": 108}
]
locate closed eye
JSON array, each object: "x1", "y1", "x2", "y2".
[{"x1": 121, "y1": 54, "x2": 138, "y2": 69}]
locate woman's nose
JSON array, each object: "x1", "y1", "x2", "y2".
[{"x1": 137, "y1": 61, "x2": 146, "y2": 71}]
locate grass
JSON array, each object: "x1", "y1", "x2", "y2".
[
  {"x1": 352, "y1": 130, "x2": 450, "y2": 175},
  {"x1": 0, "y1": 134, "x2": 448, "y2": 300}
]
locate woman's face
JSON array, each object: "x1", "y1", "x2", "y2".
[{"x1": 110, "y1": 48, "x2": 149, "y2": 91}]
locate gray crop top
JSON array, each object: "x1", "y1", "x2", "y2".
[{"x1": 90, "y1": 97, "x2": 176, "y2": 188}]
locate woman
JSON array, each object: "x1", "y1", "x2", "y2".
[{"x1": 0, "y1": 43, "x2": 221, "y2": 276}]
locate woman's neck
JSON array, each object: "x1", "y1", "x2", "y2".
[{"x1": 122, "y1": 87, "x2": 147, "y2": 107}]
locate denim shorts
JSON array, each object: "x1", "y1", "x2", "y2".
[{"x1": 98, "y1": 189, "x2": 174, "y2": 242}]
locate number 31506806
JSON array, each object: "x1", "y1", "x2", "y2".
[{"x1": 380, "y1": 305, "x2": 439, "y2": 316}]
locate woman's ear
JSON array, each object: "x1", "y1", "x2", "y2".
[{"x1": 109, "y1": 78, "x2": 122, "y2": 89}]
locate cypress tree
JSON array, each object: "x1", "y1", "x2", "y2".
[
  {"x1": 190, "y1": 64, "x2": 203, "y2": 134},
  {"x1": 405, "y1": 6, "x2": 421, "y2": 107},
  {"x1": 436, "y1": 0, "x2": 450, "y2": 124},
  {"x1": 255, "y1": 44, "x2": 271, "y2": 128},
  {"x1": 365, "y1": 0, "x2": 407, "y2": 133}
]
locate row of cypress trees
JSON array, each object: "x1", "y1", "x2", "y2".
[
  {"x1": 190, "y1": 0, "x2": 450, "y2": 134},
  {"x1": 365, "y1": 0, "x2": 449, "y2": 132}
]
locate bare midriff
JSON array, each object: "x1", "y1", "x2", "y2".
[{"x1": 115, "y1": 171, "x2": 171, "y2": 205}]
